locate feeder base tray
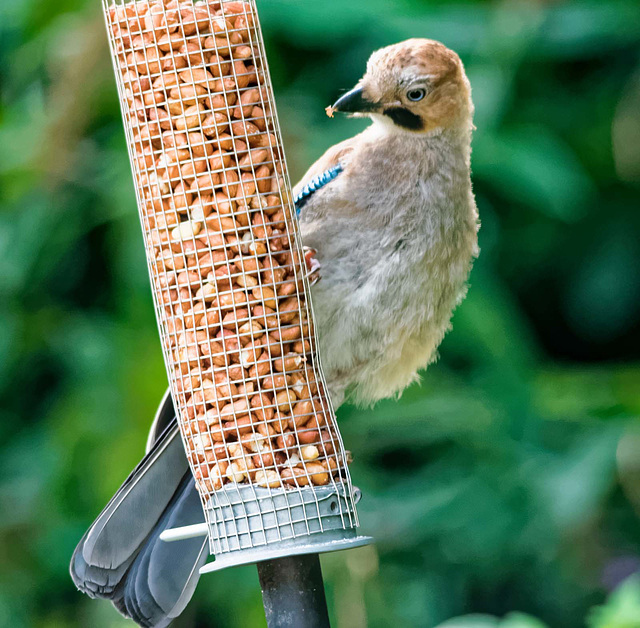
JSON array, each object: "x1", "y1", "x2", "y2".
[
  {"x1": 161, "y1": 485, "x2": 373, "y2": 572},
  {"x1": 200, "y1": 533, "x2": 373, "y2": 573}
]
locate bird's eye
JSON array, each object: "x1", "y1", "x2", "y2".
[{"x1": 407, "y1": 88, "x2": 426, "y2": 102}]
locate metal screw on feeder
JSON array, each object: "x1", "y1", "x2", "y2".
[{"x1": 101, "y1": 0, "x2": 372, "y2": 623}]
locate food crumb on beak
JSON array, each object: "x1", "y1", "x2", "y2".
[{"x1": 325, "y1": 106, "x2": 335, "y2": 118}]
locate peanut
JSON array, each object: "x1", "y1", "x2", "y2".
[
  {"x1": 255, "y1": 469, "x2": 282, "y2": 488},
  {"x1": 281, "y1": 467, "x2": 310, "y2": 487},
  {"x1": 303, "y1": 463, "x2": 330, "y2": 486},
  {"x1": 300, "y1": 445, "x2": 319, "y2": 461},
  {"x1": 171, "y1": 220, "x2": 202, "y2": 241}
]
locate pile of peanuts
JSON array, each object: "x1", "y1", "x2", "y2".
[{"x1": 106, "y1": 0, "x2": 347, "y2": 495}]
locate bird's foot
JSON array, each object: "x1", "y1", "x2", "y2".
[{"x1": 303, "y1": 247, "x2": 321, "y2": 285}]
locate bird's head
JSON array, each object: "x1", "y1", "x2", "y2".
[{"x1": 327, "y1": 38, "x2": 473, "y2": 135}]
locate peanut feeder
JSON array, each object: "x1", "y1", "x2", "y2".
[{"x1": 102, "y1": 0, "x2": 371, "y2": 570}]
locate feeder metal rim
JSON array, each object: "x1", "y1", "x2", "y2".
[{"x1": 199, "y1": 535, "x2": 374, "y2": 573}]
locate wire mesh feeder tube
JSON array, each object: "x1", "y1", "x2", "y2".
[{"x1": 102, "y1": 0, "x2": 371, "y2": 570}]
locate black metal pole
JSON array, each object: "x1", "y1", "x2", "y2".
[{"x1": 257, "y1": 554, "x2": 331, "y2": 628}]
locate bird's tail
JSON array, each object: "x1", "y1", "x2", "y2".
[{"x1": 70, "y1": 399, "x2": 208, "y2": 627}]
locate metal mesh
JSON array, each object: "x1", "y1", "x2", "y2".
[{"x1": 102, "y1": 0, "x2": 358, "y2": 554}]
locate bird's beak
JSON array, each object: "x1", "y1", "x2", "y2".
[{"x1": 329, "y1": 85, "x2": 379, "y2": 116}]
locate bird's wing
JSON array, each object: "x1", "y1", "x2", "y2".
[
  {"x1": 292, "y1": 135, "x2": 358, "y2": 213},
  {"x1": 78, "y1": 420, "x2": 187, "y2": 575},
  {"x1": 71, "y1": 393, "x2": 208, "y2": 627},
  {"x1": 145, "y1": 387, "x2": 174, "y2": 454},
  {"x1": 118, "y1": 474, "x2": 208, "y2": 627}
]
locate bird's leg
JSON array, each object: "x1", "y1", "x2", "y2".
[{"x1": 303, "y1": 247, "x2": 321, "y2": 285}]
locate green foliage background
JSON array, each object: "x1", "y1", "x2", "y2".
[{"x1": 2, "y1": 0, "x2": 640, "y2": 626}]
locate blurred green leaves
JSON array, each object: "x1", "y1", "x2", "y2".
[
  {"x1": 436, "y1": 575, "x2": 640, "y2": 627},
  {"x1": 437, "y1": 613, "x2": 548, "y2": 628},
  {"x1": 588, "y1": 575, "x2": 640, "y2": 628}
]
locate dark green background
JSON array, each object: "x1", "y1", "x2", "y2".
[{"x1": 2, "y1": 0, "x2": 640, "y2": 626}]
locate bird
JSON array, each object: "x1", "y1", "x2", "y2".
[
  {"x1": 71, "y1": 38, "x2": 478, "y2": 627},
  {"x1": 298, "y1": 37, "x2": 479, "y2": 406}
]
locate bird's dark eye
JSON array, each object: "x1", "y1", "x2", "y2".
[{"x1": 407, "y1": 88, "x2": 426, "y2": 102}]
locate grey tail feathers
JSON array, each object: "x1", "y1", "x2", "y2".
[{"x1": 70, "y1": 417, "x2": 207, "y2": 627}]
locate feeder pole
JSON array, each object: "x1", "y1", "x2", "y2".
[{"x1": 258, "y1": 554, "x2": 331, "y2": 628}]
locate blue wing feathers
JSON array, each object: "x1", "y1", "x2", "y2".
[{"x1": 294, "y1": 164, "x2": 343, "y2": 215}]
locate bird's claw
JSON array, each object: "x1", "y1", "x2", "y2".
[{"x1": 303, "y1": 247, "x2": 321, "y2": 286}]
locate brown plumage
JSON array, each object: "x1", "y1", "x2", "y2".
[{"x1": 295, "y1": 39, "x2": 479, "y2": 406}]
